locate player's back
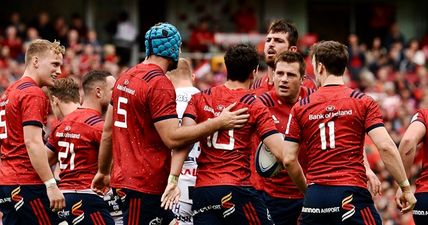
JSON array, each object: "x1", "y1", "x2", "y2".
[
  {"x1": 0, "y1": 77, "x2": 48, "y2": 185},
  {"x1": 185, "y1": 85, "x2": 277, "y2": 187},
  {"x1": 287, "y1": 85, "x2": 383, "y2": 188},
  {"x1": 411, "y1": 109, "x2": 428, "y2": 193},
  {"x1": 110, "y1": 63, "x2": 177, "y2": 195},
  {"x1": 47, "y1": 108, "x2": 103, "y2": 191}
]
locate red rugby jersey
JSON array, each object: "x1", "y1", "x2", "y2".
[
  {"x1": 183, "y1": 85, "x2": 278, "y2": 187},
  {"x1": 110, "y1": 63, "x2": 177, "y2": 195},
  {"x1": 285, "y1": 85, "x2": 383, "y2": 188},
  {"x1": 0, "y1": 77, "x2": 49, "y2": 185},
  {"x1": 47, "y1": 108, "x2": 103, "y2": 190}
]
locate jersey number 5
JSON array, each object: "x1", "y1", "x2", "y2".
[
  {"x1": 114, "y1": 97, "x2": 128, "y2": 128},
  {"x1": 0, "y1": 110, "x2": 7, "y2": 139},
  {"x1": 319, "y1": 121, "x2": 335, "y2": 150}
]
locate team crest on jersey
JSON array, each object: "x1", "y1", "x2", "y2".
[
  {"x1": 217, "y1": 105, "x2": 224, "y2": 111},
  {"x1": 64, "y1": 126, "x2": 71, "y2": 131},
  {"x1": 11, "y1": 186, "x2": 24, "y2": 211},
  {"x1": 326, "y1": 105, "x2": 335, "y2": 112},
  {"x1": 71, "y1": 200, "x2": 84, "y2": 225},
  {"x1": 341, "y1": 194, "x2": 355, "y2": 221},
  {"x1": 221, "y1": 192, "x2": 236, "y2": 218}
]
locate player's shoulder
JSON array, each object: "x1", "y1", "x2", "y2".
[
  {"x1": 70, "y1": 109, "x2": 104, "y2": 128},
  {"x1": 13, "y1": 79, "x2": 44, "y2": 97},
  {"x1": 258, "y1": 91, "x2": 275, "y2": 107},
  {"x1": 239, "y1": 92, "x2": 257, "y2": 106}
]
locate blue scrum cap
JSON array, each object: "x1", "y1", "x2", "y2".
[{"x1": 145, "y1": 23, "x2": 182, "y2": 62}]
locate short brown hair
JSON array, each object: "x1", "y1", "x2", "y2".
[
  {"x1": 274, "y1": 51, "x2": 306, "y2": 77},
  {"x1": 82, "y1": 70, "x2": 113, "y2": 95},
  {"x1": 25, "y1": 39, "x2": 65, "y2": 65},
  {"x1": 48, "y1": 78, "x2": 80, "y2": 103},
  {"x1": 310, "y1": 41, "x2": 349, "y2": 76},
  {"x1": 267, "y1": 19, "x2": 298, "y2": 47}
]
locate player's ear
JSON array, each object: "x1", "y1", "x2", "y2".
[
  {"x1": 33, "y1": 56, "x2": 39, "y2": 68},
  {"x1": 289, "y1": 46, "x2": 298, "y2": 52},
  {"x1": 96, "y1": 87, "x2": 102, "y2": 98}
]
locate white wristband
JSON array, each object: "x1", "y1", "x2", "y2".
[
  {"x1": 399, "y1": 179, "x2": 410, "y2": 188},
  {"x1": 44, "y1": 178, "x2": 57, "y2": 188}
]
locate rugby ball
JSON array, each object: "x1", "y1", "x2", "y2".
[{"x1": 255, "y1": 142, "x2": 283, "y2": 177}]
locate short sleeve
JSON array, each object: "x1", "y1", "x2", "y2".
[
  {"x1": 410, "y1": 110, "x2": 426, "y2": 127},
  {"x1": 183, "y1": 95, "x2": 198, "y2": 122},
  {"x1": 252, "y1": 100, "x2": 278, "y2": 140},
  {"x1": 284, "y1": 106, "x2": 301, "y2": 143},
  {"x1": 149, "y1": 77, "x2": 178, "y2": 123},
  {"x1": 364, "y1": 97, "x2": 384, "y2": 133},
  {"x1": 21, "y1": 91, "x2": 48, "y2": 128}
]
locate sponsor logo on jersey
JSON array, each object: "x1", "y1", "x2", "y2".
[
  {"x1": 309, "y1": 109, "x2": 353, "y2": 120},
  {"x1": 302, "y1": 206, "x2": 340, "y2": 213},
  {"x1": 326, "y1": 105, "x2": 335, "y2": 112}
]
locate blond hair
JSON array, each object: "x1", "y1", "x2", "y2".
[{"x1": 25, "y1": 39, "x2": 65, "y2": 65}]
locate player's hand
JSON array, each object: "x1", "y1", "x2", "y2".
[
  {"x1": 218, "y1": 102, "x2": 249, "y2": 129},
  {"x1": 366, "y1": 169, "x2": 381, "y2": 196},
  {"x1": 91, "y1": 171, "x2": 111, "y2": 195},
  {"x1": 396, "y1": 186, "x2": 417, "y2": 214},
  {"x1": 161, "y1": 182, "x2": 180, "y2": 210},
  {"x1": 46, "y1": 185, "x2": 65, "y2": 212}
]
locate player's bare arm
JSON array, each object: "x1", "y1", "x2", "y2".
[
  {"x1": 24, "y1": 125, "x2": 65, "y2": 211},
  {"x1": 368, "y1": 126, "x2": 417, "y2": 213},
  {"x1": 399, "y1": 121, "x2": 425, "y2": 177},
  {"x1": 154, "y1": 102, "x2": 249, "y2": 149},
  {"x1": 92, "y1": 105, "x2": 113, "y2": 194},
  {"x1": 279, "y1": 138, "x2": 307, "y2": 193},
  {"x1": 364, "y1": 150, "x2": 381, "y2": 196},
  {"x1": 161, "y1": 117, "x2": 197, "y2": 210},
  {"x1": 396, "y1": 121, "x2": 425, "y2": 211}
]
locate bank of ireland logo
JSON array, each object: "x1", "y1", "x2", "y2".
[
  {"x1": 341, "y1": 194, "x2": 355, "y2": 221},
  {"x1": 11, "y1": 186, "x2": 24, "y2": 211},
  {"x1": 221, "y1": 192, "x2": 236, "y2": 218},
  {"x1": 72, "y1": 200, "x2": 84, "y2": 225}
]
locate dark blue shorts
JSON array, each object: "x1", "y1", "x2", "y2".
[
  {"x1": 413, "y1": 192, "x2": 428, "y2": 225},
  {"x1": 301, "y1": 184, "x2": 381, "y2": 225},
  {"x1": 57, "y1": 193, "x2": 114, "y2": 225},
  {"x1": 261, "y1": 192, "x2": 303, "y2": 225},
  {"x1": 192, "y1": 186, "x2": 274, "y2": 225},
  {"x1": 0, "y1": 185, "x2": 60, "y2": 225},
  {"x1": 122, "y1": 189, "x2": 174, "y2": 225}
]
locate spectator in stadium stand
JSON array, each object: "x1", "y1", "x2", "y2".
[
  {"x1": 188, "y1": 18, "x2": 215, "y2": 53},
  {"x1": 32, "y1": 12, "x2": 55, "y2": 41},
  {"x1": 1, "y1": 26, "x2": 23, "y2": 60},
  {"x1": 113, "y1": 11, "x2": 137, "y2": 67},
  {"x1": 347, "y1": 34, "x2": 366, "y2": 82}
]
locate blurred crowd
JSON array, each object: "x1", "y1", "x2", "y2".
[{"x1": 1, "y1": 11, "x2": 428, "y2": 225}]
